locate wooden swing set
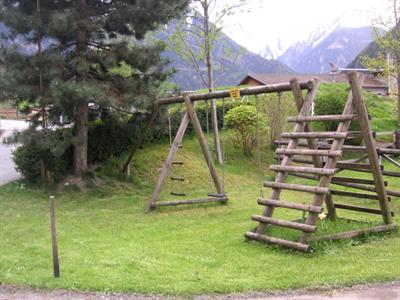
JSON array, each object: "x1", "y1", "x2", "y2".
[{"x1": 122, "y1": 72, "x2": 399, "y2": 251}]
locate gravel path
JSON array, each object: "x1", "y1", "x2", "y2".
[{"x1": 1, "y1": 281, "x2": 399, "y2": 300}]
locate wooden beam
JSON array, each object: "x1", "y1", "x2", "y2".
[
  {"x1": 307, "y1": 224, "x2": 397, "y2": 242},
  {"x1": 334, "y1": 203, "x2": 394, "y2": 216},
  {"x1": 257, "y1": 198, "x2": 323, "y2": 213},
  {"x1": 157, "y1": 81, "x2": 313, "y2": 105},
  {"x1": 151, "y1": 197, "x2": 227, "y2": 207},
  {"x1": 349, "y1": 72, "x2": 392, "y2": 224},
  {"x1": 245, "y1": 232, "x2": 310, "y2": 252}
]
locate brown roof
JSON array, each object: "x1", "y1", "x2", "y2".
[{"x1": 239, "y1": 73, "x2": 387, "y2": 88}]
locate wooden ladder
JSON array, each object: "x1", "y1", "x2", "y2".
[{"x1": 245, "y1": 73, "x2": 394, "y2": 252}]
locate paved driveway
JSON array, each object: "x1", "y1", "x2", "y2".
[{"x1": 0, "y1": 120, "x2": 29, "y2": 186}]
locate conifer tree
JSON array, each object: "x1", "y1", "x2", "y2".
[{"x1": 0, "y1": 0, "x2": 189, "y2": 177}]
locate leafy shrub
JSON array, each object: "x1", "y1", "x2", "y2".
[
  {"x1": 13, "y1": 129, "x2": 72, "y2": 184},
  {"x1": 224, "y1": 104, "x2": 267, "y2": 156}
]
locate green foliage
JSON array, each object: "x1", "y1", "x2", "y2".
[
  {"x1": 12, "y1": 129, "x2": 73, "y2": 184},
  {"x1": 224, "y1": 104, "x2": 267, "y2": 156}
]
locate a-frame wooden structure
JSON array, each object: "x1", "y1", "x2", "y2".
[
  {"x1": 245, "y1": 72, "x2": 398, "y2": 252},
  {"x1": 147, "y1": 94, "x2": 227, "y2": 210}
]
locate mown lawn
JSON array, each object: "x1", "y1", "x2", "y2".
[{"x1": 1, "y1": 133, "x2": 400, "y2": 296}]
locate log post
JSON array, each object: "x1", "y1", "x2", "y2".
[
  {"x1": 50, "y1": 195, "x2": 60, "y2": 278},
  {"x1": 348, "y1": 72, "x2": 393, "y2": 224},
  {"x1": 183, "y1": 94, "x2": 224, "y2": 195},
  {"x1": 395, "y1": 131, "x2": 400, "y2": 150}
]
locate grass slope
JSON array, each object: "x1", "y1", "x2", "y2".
[{"x1": 1, "y1": 134, "x2": 400, "y2": 296}]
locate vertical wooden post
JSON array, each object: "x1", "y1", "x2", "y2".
[
  {"x1": 147, "y1": 112, "x2": 190, "y2": 210},
  {"x1": 394, "y1": 131, "x2": 400, "y2": 150},
  {"x1": 183, "y1": 94, "x2": 224, "y2": 195},
  {"x1": 348, "y1": 72, "x2": 393, "y2": 224},
  {"x1": 50, "y1": 195, "x2": 60, "y2": 278}
]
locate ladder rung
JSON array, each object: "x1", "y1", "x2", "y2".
[
  {"x1": 334, "y1": 203, "x2": 395, "y2": 216},
  {"x1": 251, "y1": 215, "x2": 317, "y2": 232},
  {"x1": 330, "y1": 190, "x2": 384, "y2": 200},
  {"x1": 281, "y1": 132, "x2": 347, "y2": 139},
  {"x1": 276, "y1": 148, "x2": 342, "y2": 157},
  {"x1": 287, "y1": 114, "x2": 356, "y2": 122},
  {"x1": 270, "y1": 165, "x2": 336, "y2": 175},
  {"x1": 245, "y1": 232, "x2": 310, "y2": 252},
  {"x1": 264, "y1": 181, "x2": 330, "y2": 194},
  {"x1": 170, "y1": 176, "x2": 185, "y2": 181},
  {"x1": 172, "y1": 161, "x2": 184, "y2": 165},
  {"x1": 257, "y1": 198, "x2": 323, "y2": 213}
]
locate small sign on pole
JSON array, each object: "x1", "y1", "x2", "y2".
[
  {"x1": 50, "y1": 195, "x2": 60, "y2": 278},
  {"x1": 229, "y1": 88, "x2": 241, "y2": 99}
]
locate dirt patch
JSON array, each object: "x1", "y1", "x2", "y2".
[{"x1": 1, "y1": 281, "x2": 400, "y2": 300}]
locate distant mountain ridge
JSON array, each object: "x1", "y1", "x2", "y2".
[
  {"x1": 156, "y1": 20, "x2": 294, "y2": 90},
  {"x1": 278, "y1": 26, "x2": 374, "y2": 73}
]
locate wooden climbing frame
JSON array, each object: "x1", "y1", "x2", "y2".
[
  {"x1": 245, "y1": 72, "x2": 398, "y2": 252},
  {"x1": 143, "y1": 82, "x2": 314, "y2": 210}
]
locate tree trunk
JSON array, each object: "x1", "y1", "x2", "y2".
[
  {"x1": 203, "y1": 0, "x2": 223, "y2": 165},
  {"x1": 74, "y1": 0, "x2": 89, "y2": 177},
  {"x1": 74, "y1": 103, "x2": 88, "y2": 176}
]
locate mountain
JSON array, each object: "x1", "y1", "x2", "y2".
[
  {"x1": 278, "y1": 26, "x2": 374, "y2": 73},
  {"x1": 156, "y1": 21, "x2": 294, "y2": 91},
  {"x1": 347, "y1": 40, "x2": 381, "y2": 68}
]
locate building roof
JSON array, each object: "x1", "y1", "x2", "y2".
[{"x1": 239, "y1": 73, "x2": 388, "y2": 88}]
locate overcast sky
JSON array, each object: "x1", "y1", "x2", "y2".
[{"x1": 209, "y1": 0, "x2": 393, "y2": 57}]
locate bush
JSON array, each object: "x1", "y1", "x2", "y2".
[
  {"x1": 224, "y1": 104, "x2": 267, "y2": 156},
  {"x1": 13, "y1": 129, "x2": 72, "y2": 184}
]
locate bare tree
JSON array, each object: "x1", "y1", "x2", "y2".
[{"x1": 168, "y1": 0, "x2": 250, "y2": 164}]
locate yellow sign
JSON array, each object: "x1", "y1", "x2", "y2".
[{"x1": 229, "y1": 88, "x2": 241, "y2": 98}]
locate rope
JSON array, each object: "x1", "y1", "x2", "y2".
[
  {"x1": 255, "y1": 95, "x2": 264, "y2": 198},
  {"x1": 221, "y1": 97, "x2": 226, "y2": 193}
]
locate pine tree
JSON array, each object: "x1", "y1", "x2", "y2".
[{"x1": 0, "y1": 0, "x2": 189, "y2": 177}]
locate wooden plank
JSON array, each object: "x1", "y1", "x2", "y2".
[
  {"x1": 263, "y1": 181, "x2": 330, "y2": 194},
  {"x1": 281, "y1": 132, "x2": 348, "y2": 139},
  {"x1": 184, "y1": 95, "x2": 225, "y2": 196},
  {"x1": 50, "y1": 196, "x2": 60, "y2": 278},
  {"x1": 334, "y1": 203, "x2": 394, "y2": 216},
  {"x1": 151, "y1": 197, "x2": 227, "y2": 207},
  {"x1": 378, "y1": 148, "x2": 400, "y2": 155},
  {"x1": 269, "y1": 165, "x2": 336, "y2": 175},
  {"x1": 245, "y1": 232, "x2": 310, "y2": 252},
  {"x1": 330, "y1": 190, "x2": 386, "y2": 200},
  {"x1": 307, "y1": 224, "x2": 397, "y2": 242},
  {"x1": 330, "y1": 176, "x2": 386, "y2": 186},
  {"x1": 251, "y1": 215, "x2": 317, "y2": 232},
  {"x1": 256, "y1": 80, "x2": 321, "y2": 234},
  {"x1": 157, "y1": 81, "x2": 313, "y2": 105},
  {"x1": 349, "y1": 72, "x2": 392, "y2": 225},
  {"x1": 147, "y1": 112, "x2": 190, "y2": 210},
  {"x1": 276, "y1": 148, "x2": 342, "y2": 157},
  {"x1": 257, "y1": 198, "x2": 323, "y2": 213},
  {"x1": 287, "y1": 114, "x2": 356, "y2": 122},
  {"x1": 382, "y1": 154, "x2": 400, "y2": 168}
]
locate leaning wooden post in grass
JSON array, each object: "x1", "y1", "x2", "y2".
[
  {"x1": 183, "y1": 94, "x2": 224, "y2": 195},
  {"x1": 348, "y1": 72, "x2": 393, "y2": 225},
  {"x1": 290, "y1": 79, "x2": 336, "y2": 218},
  {"x1": 256, "y1": 80, "x2": 319, "y2": 234},
  {"x1": 49, "y1": 195, "x2": 60, "y2": 278},
  {"x1": 147, "y1": 112, "x2": 190, "y2": 210}
]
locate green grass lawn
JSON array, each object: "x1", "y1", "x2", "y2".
[{"x1": 1, "y1": 134, "x2": 400, "y2": 296}]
